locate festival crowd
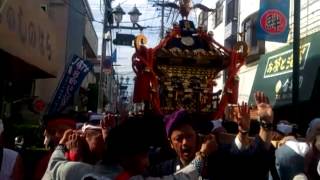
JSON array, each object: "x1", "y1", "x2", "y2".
[{"x1": 0, "y1": 92, "x2": 320, "y2": 180}]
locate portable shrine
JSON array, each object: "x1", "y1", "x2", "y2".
[{"x1": 132, "y1": 0, "x2": 247, "y2": 119}]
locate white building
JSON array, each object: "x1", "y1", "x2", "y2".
[{"x1": 197, "y1": 0, "x2": 320, "y2": 104}]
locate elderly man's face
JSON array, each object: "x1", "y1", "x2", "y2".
[{"x1": 170, "y1": 124, "x2": 197, "y2": 165}]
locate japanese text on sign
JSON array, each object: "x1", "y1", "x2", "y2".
[
  {"x1": 260, "y1": 9, "x2": 287, "y2": 34},
  {"x1": 264, "y1": 43, "x2": 310, "y2": 78},
  {"x1": 48, "y1": 55, "x2": 92, "y2": 114}
]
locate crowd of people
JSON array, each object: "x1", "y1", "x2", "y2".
[{"x1": 1, "y1": 91, "x2": 320, "y2": 180}]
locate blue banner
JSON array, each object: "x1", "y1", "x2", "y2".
[
  {"x1": 48, "y1": 55, "x2": 93, "y2": 114},
  {"x1": 256, "y1": 0, "x2": 290, "y2": 42}
]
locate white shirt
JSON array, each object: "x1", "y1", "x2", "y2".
[{"x1": 285, "y1": 140, "x2": 310, "y2": 157}]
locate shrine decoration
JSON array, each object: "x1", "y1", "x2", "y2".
[{"x1": 132, "y1": 1, "x2": 247, "y2": 119}]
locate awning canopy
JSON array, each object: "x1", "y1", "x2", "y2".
[
  {"x1": 249, "y1": 31, "x2": 320, "y2": 107},
  {"x1": 0, "y1": 49, "x2": 54, "y2": 80}
]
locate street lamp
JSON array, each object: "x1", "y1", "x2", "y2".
[
  {"x1": 111, "y1": 4, "x2": 145, "y2": 30},
  {"x1": 113, "y1": 4, "x2": 125, "y2": 26},
  {"x1": 101, "y1": 4, "x2": 144, "y2": 113},
  {"x1": 128, "y1": 5, "x2": 142, "y2": 26}
]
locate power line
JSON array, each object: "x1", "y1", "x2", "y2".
[
  {"x1": 119, "y1": 0, "x2": 130, "y2": 5},
  {"x1": 119, "y1": 16, "x2": 162, "y2": 23},
  {"x1": 61, "y1": 0, "x2": 107, "y2": 24}
]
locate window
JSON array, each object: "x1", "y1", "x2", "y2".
[
  {"x1": 241, "y1": 12, "x2": 265, "y2": 62},
  {"x1": 215, "y1": 0, "x2": 223, "y2": 27},
  {"x1": 226, "y1": 0, "x2": 235, "y2": 24},
  {"x1": 225, "y1": 0, "x2": 239, "y2": 25},
  {"x1": 212, "y1": 11, "x2": 216, "y2": 29},
  {"x1": 198, "y1": 11, "x2": 209, "y2": 31},
  {"x1": 242, "y1": 12, "x2": 259, "y2": 49},
  {"x1": 245, "y1": 19, "x2": 257, "y2": 47}
]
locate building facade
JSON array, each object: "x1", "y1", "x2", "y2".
[
  {"x1": 198, "y1": 0, "x2": 320, "y2": 104},
  {"x1": 0, "y1": 0, "x2": 98, "y2": 122}
]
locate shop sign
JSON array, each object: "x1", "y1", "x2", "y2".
[
  {"x1": 256, "y1": 0, "x2": 290, "y2": 42},
  {"x1": 264, "y1": 43, "x2": 310, "y2": 78},
  {"x1": 0, "y1": 0, "x2": 57, "y2": 76},
  {"x1": 48, "y1": 55, "x2": 92, "y2": 115},
  {"x1": 250, "y1": 31, "x2": 320, "y2": 107}
]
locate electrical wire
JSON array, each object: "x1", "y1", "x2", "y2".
[
  {"x1": 119, "y1": 0, "x2": 130, "y2": 6},
  {"x1": 120, "y1": 16, "x2": 162, "y2": 23},
  {"x1": 61, "y1": 0, "x2": 107, "y2": 24},
  {"x1": 63, "y1": 0, "x2": 162, "y2": 25}
]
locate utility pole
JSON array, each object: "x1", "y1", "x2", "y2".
[
  {"x1": 98, "y1": 2, "x2": 147, "y2": 113},
  {"x1": 292, "y1": 0, "x2": 300, "y2": 123},
  {"x1": 98, "y1": 0, "x2": 112, "y2": 113},
  {"x1": 160, "y1": 0, "x2": 165, "y2": 39}
]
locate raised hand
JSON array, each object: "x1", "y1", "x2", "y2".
[
  {"x1": 59, "y1": 129, "x2": 73, "y2": 145},
  {"x1": 199, "y1": 134, "x2": 218, "y2": 156},
  {"x1": 65, "y1": 131, "x2": 88, "y2": 161},
  {"x1": 254, "y1": 91, "x2": 273, "y2": 123},
  {"x1": 254, "y1": 91, "x2": 274, "y2": 148},
  {"x1": 66, "y1": 131, "x2": 81, "y2": 152},
  {"x1": 237, "y1": 102, "x2": 250, "y2": 133},
  {"x1": 101, "y1": 113, "x2": 116, "y2": 140}
]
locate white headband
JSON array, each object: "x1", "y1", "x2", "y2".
[{"x1": 81, "y1": 124, "x2": 101, "y2": 132}]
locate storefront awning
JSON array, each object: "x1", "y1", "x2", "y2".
[
  {"x1": 249, "y1": 31, "x2": 320, "y2": 107},
  {"x1": 0, "y1": 0, "x2": 58, "y2": 77}
]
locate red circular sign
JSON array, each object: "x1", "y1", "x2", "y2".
[
  {"x1": 260, "y1": 9, "x2": 287, "y2": 34},
  {"x1": 34, "y1": 99, "x2": 46, "y2": 112}
]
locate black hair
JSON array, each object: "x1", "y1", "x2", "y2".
[
  {"x1": 102, "y1": 115, "x2": 152, "y2": 165},
  {"x1": 168, "y1": 112, "x2": 214, "y2": 137}
]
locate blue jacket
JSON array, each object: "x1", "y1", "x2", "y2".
[
  {"x1": 275, "y1": 141, "x2": 308, "y2": 180},
  {"x1": 208, "y1": 136, "x2": 278, "y2": 180}
]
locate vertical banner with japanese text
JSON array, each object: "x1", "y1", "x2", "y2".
[
  {"x1": 256, "y1": 0, "x2": 290, "y2": 42},
  {"x1": 48, "y1": 55, "x2": 93, "y2": 114}
]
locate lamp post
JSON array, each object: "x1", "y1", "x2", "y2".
[
  {"x1": 128, "y1": 5, "x2": 142, "y2": 27},
  {"x1": 101, "y1": 3, "x2": 145, "y2": 113},
  {"x1": 98, "y1": 0, "x2": 112, "y2": 113},
  {"x1": 113, "y1": 4, "x2": 125, "y2": 27},
  {"x1": 111, "y1": 4, "x2": 145, "y2": 30}
]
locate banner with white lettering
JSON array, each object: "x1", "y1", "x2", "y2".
[
  {"x1": 48, "y1": 55, "x2": 93, "y2": 114},
  {"x1": 256, "y1": 0, "x2": 290, "y2": 42}
]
